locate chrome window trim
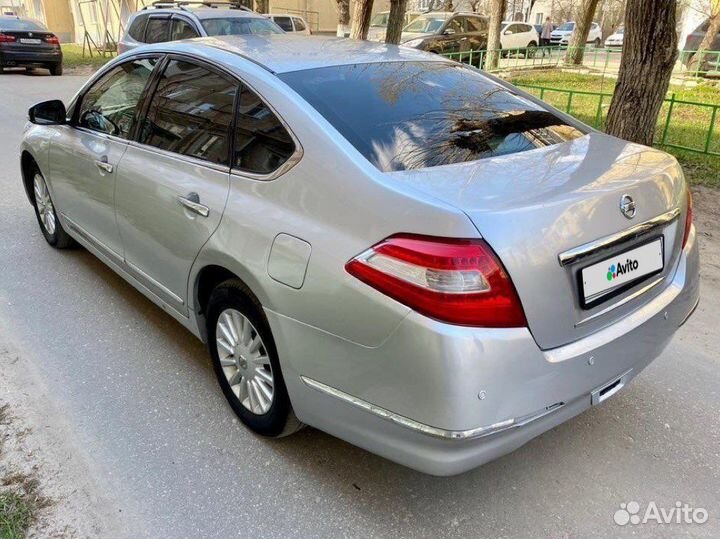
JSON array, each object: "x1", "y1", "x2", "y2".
[
  {"x1": 558, "y1": 208, "x2": 681, "y2": 267},
  {"x1": 301, "y1": 376, "x2": 564, "y2": 441},
  {"x1": 125, "y1": 139, "x2": 232, "y2": 174}
]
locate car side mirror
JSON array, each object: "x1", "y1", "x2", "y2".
[
  {"x1": 28, "y1": 100, "x2": 66, "y2": 125},
  {"x1": 443, "y1": 28, "x2": 455, "y2": 35},
  {"x1": 504, "y1": 30, "x2": 513, "y2": 35}
]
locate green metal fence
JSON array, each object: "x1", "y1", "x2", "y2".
[
  {"x1": 442, "y1": 46, "x2": 720, "y2": 79},
  {"x1": 515, "y1": 84, "x2": 720, "y2": 157}
]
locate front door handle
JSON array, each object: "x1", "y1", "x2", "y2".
[
  {"x1": 94, "y1": 158, "x2": 113, "y2": 174},
  {"x1": 177, "y1": 192, "x2": 209, "y2": 218}
]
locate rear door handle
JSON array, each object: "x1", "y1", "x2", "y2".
[
  {"x1": 94, "y1": 158, "x2": 113, "y2": 174},
  {"x1": 177, "y1": 192, "x2": 209, "y2": 218}
]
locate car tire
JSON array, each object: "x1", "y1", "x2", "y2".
[
  {"x1": 527, "y1": 41, "x2": 537, "y2": 57},
  {"x1": 30, "y1": 166, "x2": 75, "y2": 249},
  {"x1": 49, "y1": 63, "x2": 63, "y2": 76},
  {"x1": 207, "y1": 279, "x2": 303, "y2": 438},
  {"x1": 594, "y1": 37, "x2": 601, "y2": 48}
]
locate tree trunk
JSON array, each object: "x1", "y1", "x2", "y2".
[
  {"x1": 486, "y1": 0, "x2": 504, "y2": 70},
  {"x1": 697, "y1": 0, "x2": 720, "y2": 52},
  {"x1": 385, "y1": 0, "x2": 408, "y2": 44},
  {"x1": 350, "y1": 0, "x2": 374, "y2": 40},
  {"x1": 565, "y1": 0, "x2": 600, "y2": 65},
  {"x1": 336, "y1": 0, "x2": 351, "y2": 37},
  {"x1": 254, "y1": 0, "x2": 268, "y2": 14},
  {"x1": 605, "y1": 0, "x2": 678, "y2": 146}
]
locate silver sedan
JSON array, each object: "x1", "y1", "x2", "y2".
[{"x1": 19, "y1": 35, "x2": 699, "y2": 475}]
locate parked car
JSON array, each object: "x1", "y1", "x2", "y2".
[
  {"x1": 118, "y1": 1, "x2": 283, "y2": 54},
  {"x1": 21, "y1": 35, "x2": 699, "y2": 476},
  {"x1": 0, "y1": 15, "x2": 62, "y2": 75},
  {"x1": 269, "y1": 14, "x2": 311, "y2": 35},
  {"x1": 367, "y1": 10, "x2": 422, "y2": 42},
  {"x1": 681, "y1": 18, "x2": 720, "y2": 73},
  {"x1": 604, "y1": 26, "x2": 624, "y2": 48},
  {"x1": 550, "y1": 20, "x2": 602, "y2": 47},
  {"x1": 401, "y1": 12, "x2": 488, "y2": 64},
  {"x1": 500, "y1": 20, "x2": 539, "y2": 53}
]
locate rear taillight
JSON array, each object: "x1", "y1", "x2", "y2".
[
  {"x1": 682, "y1": 188, "x2": 693, "y2": 249},
  {"x1": 45, "y1": 35, "x2": 60, "y2": 45},
  {"x1": 0, "y1": 33, "x2": 16, "y2": 43},
  {"x1": 346, "y1": 234, "x2": 527, "y2": 327}
]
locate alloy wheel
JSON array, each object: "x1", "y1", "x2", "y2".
[
  {"x1": 215, "y1": 308, "x2": 275, "y2": 415},
  {"x1": 33, "y1": 173, "x2": 56, "y2": 236}
]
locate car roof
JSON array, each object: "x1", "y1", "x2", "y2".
[
  {"x1": 270, "y1": 13, "x2": 304, "y2": 18},
  {"x1": 138, "y1": 7, "x2": 267, "y2": 20},
  {"x1": 139, "y1": 34, "x2": 451, "y2": 73}
]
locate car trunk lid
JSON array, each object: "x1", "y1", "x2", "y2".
[{"x1": 387, "y1": 133, "x2": 687, "y2": 349}]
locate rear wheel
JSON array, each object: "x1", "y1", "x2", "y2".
[
  {"x1": 527, "y1": 41, "x2": 537, "y2": 58},
  {"x1": 49, "y1": 63, "x2": 62, "y2": 76},
  {"x1": 207, "y1": 279, "x2": 302, "y2": 437},
  {"x1": 31, "y1": 168, "x2": 74, "y2": 248}
]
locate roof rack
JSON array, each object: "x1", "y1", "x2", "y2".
[{"x1": 142, "y1": 1, "x2": 254, "y2": 12}]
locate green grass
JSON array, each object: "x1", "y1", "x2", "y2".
[
  {"x1": 507, "y1": 71, "x2": 720, "y2": 187},
  {"x1": 61, "y1": 44, "x2": 114, "y2": 70}
]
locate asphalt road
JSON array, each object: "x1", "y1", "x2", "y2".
[{"x1": 0, "y1": 71, "x2": 718, "y2": 539}]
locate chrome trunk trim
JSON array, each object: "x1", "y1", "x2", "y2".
[
  {"x1": 558, "y1": 208, "x2": 680, "y2": 267},
  {"x1": 301, "y1": 376, "x2": 564, "y2": 441}
]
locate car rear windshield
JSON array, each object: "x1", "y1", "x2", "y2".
[
  {"x1": 403, "y1": 15, "x2": 448, "y2": 33},
  {"x1": 0, "y1": 18, "x2": 47, "y2": 31},
  {"x1": 201, "y1": 17, "x2": 283, "y2": 36},
  {"x1": 280, "y1": 62, "x2": 585, "y2": 172}
]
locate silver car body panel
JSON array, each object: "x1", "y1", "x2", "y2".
[{"x1": 20, "y1": 35, "x2": 700, "y2": 475}]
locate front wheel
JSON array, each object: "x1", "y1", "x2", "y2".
[
  {"x1": 207, "y1": 280, "x2": 302, "y2": 437},
  {"x1": 526, "y1": 41, "x2": 537, "y2": 58},
  {"x1": 49, "y1": 63, "x2": 63, "y2": 76},
  {"x1": 31, "y1": 169, "x2": 75, "y2": 248}
]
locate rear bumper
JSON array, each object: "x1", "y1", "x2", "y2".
[
  {"x1": 0, "y1": 49, "x2": 62, "y2": 66},
  {"x1": 269, "y1": 226, "x2": 700, "y2": 475}
]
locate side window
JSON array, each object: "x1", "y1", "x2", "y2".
[
  {"x1": 127, "y1": 14, "x2": 148, "y2": 41},
  {"x1": 274, "y1": 16, "x2": 293, "y2": 32},
  {"x1": 77, "y1": 57, "x2": 158, "y2": 138},
  {"x1": 233, "y1": 85, "x2": 295, "y2": 174},
  {"x1": 447, "y1": 17, "x2": 463, "y2": 34},
  {"x1": 465, "y1": 17, "x2": 485, "y2": 33},
  {"x1": 171, "y1": 18, "x2": 199, "y2": 40},
  {"x1": 504, "y1": 24, "x2": 514, "y2": 34},
  {"x1": 145, "y1": 17, "x2": 170, "y2": 43},
  {"x1": 139, "y1": 59, "x2": 237, "y2": 165},
  {"x1": 293, "y1": 17, "x2": 306, "y2": 31}
]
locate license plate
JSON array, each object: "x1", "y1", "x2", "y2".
[
  {"x1": 580, "y1": 237, "x2": 664, "y2": 308},
  {"x1": 19, "y1": 38, "x2": 42, "y2": 44}
]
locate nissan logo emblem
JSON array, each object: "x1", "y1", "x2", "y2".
[{"x1": 620, "y1": 194, "x2": 636, "y2": 219}]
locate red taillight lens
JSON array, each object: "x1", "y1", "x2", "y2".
[
  {"x1": 45, "y1": 35, "x2": 60, "y2": 45},
  {"x1": 346, "y1": 235, "x2": 527, "y2": 327},
  {"x1": 0, "y1": 33, "x2": 16, "y2": 43},
  {"x1": 682, "y1": 188, "x2": 693, "y2": 249}
]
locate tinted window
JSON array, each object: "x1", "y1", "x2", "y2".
[
  {"x1": 404, "y1": 15, "x2": 449, "y2": 33},
  {"x1": 145, "y1": 17, "x2": 169, "y2": 43},
  {"x1": 466, "y1": 17, "x2": 487, "y2": 32},
  {"x1": 280, "y1": 62, "x2": 584, "y2": 172},
  {"x1": 273, "y1": 16, "x2": 293, "y2": 32},
  {"x1": 293, "y1": 17, "x2": 306, "y2": 31},
  {"x1": 139, "y1": 60, "x2": 237, "y2": 164},
  {"x1": 78, "y1": 57, "x2": 157, "y2": 138},
  {"x1": 233, "y1": 86, "x2": 295, "y2": 174},
  {"x1": 127, "y1": 14, "x2": 148, "y2": 40},
  {"x1": 171, "y1": 18, "x2": 199, "y2": 40},
  {"x1": 446, "y1": 17, "x2": 463, "y2": 33},
  {"x1": 201, "y1": 17, "x2": 283, "y2": 36},
  {"x1": 0, "y1": 18, "x2": 46, "y2": 31}
]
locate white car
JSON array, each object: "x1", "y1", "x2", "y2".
[
  {"x1": 605, "y1": 26, "x2": 624, "y2": 48},
  {"x1": 550, "y1": 21, "x2": 602, "y2": 47},
  {"x1": 500, "y1": 21, "x2": 539, "y2": 52},
  {"x1": 269, "y1": 14, "x2": 311, "y2": 35}
]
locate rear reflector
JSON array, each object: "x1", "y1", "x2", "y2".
[
  {"x1": 0, "y1": 33, "x2": 16, "y2": 43},
  {"x1": 682, "y1": 188, "x2": 693, "y2": 249},
  {"x1": 346, "y1": 235, "x2": 527, "y2": 327}
]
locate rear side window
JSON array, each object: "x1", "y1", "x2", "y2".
[
  {"x1": 233, "y1": 86, "x2": 295, "y2": 174},
  {"x1": 292, "y1": 17, "x2": 306, "y2": 31},
  {"x1": 145, "y1": 17, "x2": 169, "y2": 43},
  {"x1": 466, "y1": 17, "x2": 487, "y2": 32},
  {"x1": 201, "y1": 17, "x2": 283, "y2": 36},
  {"x1": 127, "y1": 14, "x2": 148, "y2": 41},
  {"x1": 274, "y1": 16, "x2": 293, "y2": 32},
  {"x1": 77, "y1": 57, "x2": 158, "y2": 138},
  {"x1": 280, "y1": 62, "x2": 585, "y2": 172},
  {"x1": 171, "y1": 18, "x2": 199, "y2": 40},
  {"x1": 139, "y1": 60, "x2": 237, "y2": 165}
]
